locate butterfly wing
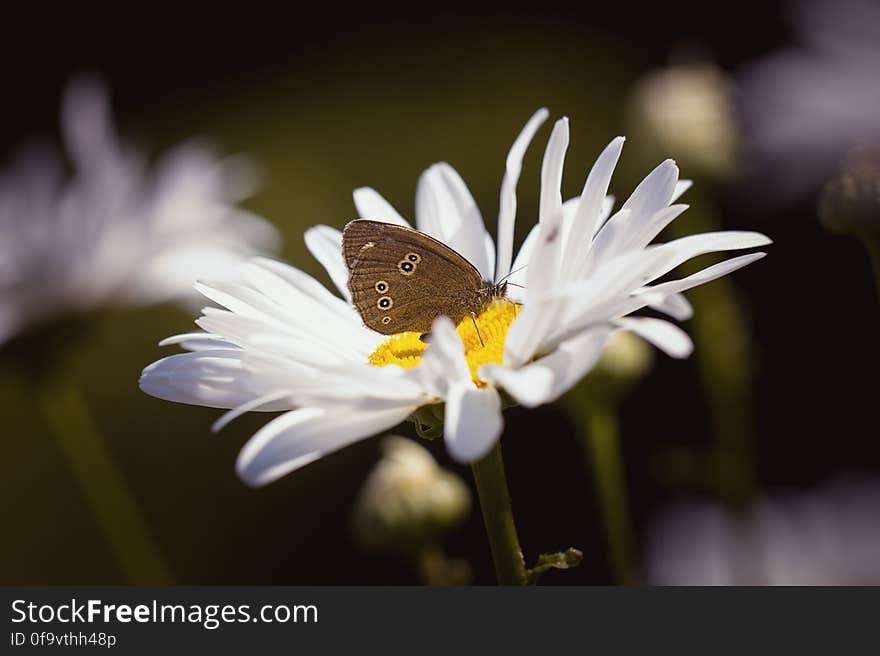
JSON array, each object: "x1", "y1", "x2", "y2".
[{"x1": 342, "y1": 219, "x2": 485, "y2": 334}]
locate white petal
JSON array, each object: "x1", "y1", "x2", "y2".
[
  {"x1": 546, "y1": 243, "x2": 769, "y2": 348},
  {"x1": 238, "y1": 261, "x2": 343, "y2": 321},
  {"x1": 558, "y1": 195, "x2": 581, "y2": 250},
  {"x1": 158, "y1": 331, "x2": 233, "y2": 350},
  {"x1": 530, "y1": 326, "x2": 611, "y2": 399},
  {"x1": 600, "y1": 195, "x2": 616, "y2": 222},
  {"x1": 485, "y1": 233, "x2": 496, "y2": 283},
  {"x1": 643, "y1": 252, "x2": 768, "y2": 297},
  {"x1": 505, "y1": 208, "x2": 566, "y2": 364},
  {"x1": 250, "y1": 256, "x2": 357, "y2": 319},
  {"x1": 646, "y1": 292, "x2": 694, "y2": 321},
  {"x1": 480, "y1": 358, "x2": 555, "y2": 407},
  {"x1": 211, "y1": 390, "x2": 293, "y2": 433},
  {"x1": 501, "y1": 301, "x2": 542, "y2": 366},
  {"x1": 139, "y1": 350, "x2": 288, "y2": 410},
  {"x1": 574, "y1": 231, "x2": 771, "y2": 315},
  {"x1": 539, "y1": 118, "x2": 569, "y2": 224},
  {"x1": 438, "y1": 165, "x2": 492, "y2": 280},
  {"x1": 195, "y1": 280, "x2": 288, "y2": 326},
  {"x1": 506, "y1": 222, "x2": 541, "y2": 302},
  {"x1": 570, "y1": 208, "x2": 632, "y2": 279},
  {"x1": 620, "y1": 159, "x2": 679, "y2": 221},
  {"x1": 563, "y1": 251, "x2": 768, "y2": 347},
  {"x1": 291, "y1": 363, "x2": 428, "y2": 408},
  {"x1": 444, "y1": 383, "x2": 503, "y2": 463},
  {"x1": 484, "y1": 327, "x2": 612, "y2": 407},
  {"x1": 574, "y1": 160, "x2": 680, "y2": 277},
  {"x1": 672, "y1": 179, "x2": 693, "y2": 202},
  {"x1": 626, "y1": 204, "x2": 690, "y2": 251},
  {"x1": 617, "y1": 317, "x2": 693, "y2": 359},
  {"x1": 195, "y1": 277, "x2": 374, "y2": 361},
  {"x1": 640, "y1": 234, "x2": 771, "y2": 287},
  {"x1": 514, "y1": 224, "x2": 657, "y2": 360},
  {"x1": 417, "y1": 316, "x2": 471, "y2": 394},
  {"x1": 236, "y1": 260, "x2": 373, "y2": 352},
  {"x1": 304, "y1": 225, "x2": 351, "y2": 301},
  {"x1": 562, "y1": 137, "x2": 625, "y2": 276},
  {"x1": 238, "y1": 329, "x2": 365, "y2": 370},
  {"x1": 415, "y1": 167, "x2": 446, "y2": 239},
  {"x1": 495, "y1": 108, "x2": 550, "y2": 280},
  {"x1": 352, "y1": 187, "x2": 410, "y2": 226},
  {"x1": 578, "y1": 204, "x2": 690, "y2": 277},
  {"x1": 527, "y1": 206, "x2": 565, "y2": 294},
  {"x1": 236, "y1": 404, "x2": 416, "y2": 486},
  {"x1": 512, "y1": 222, "x2": 542, "y2": 271},
  {"x1": 416, "y1": 163, "x2": 490, "y2": 280},
  {"x1": 545, "y1": 245, "x2": 666, "y2": 344}
]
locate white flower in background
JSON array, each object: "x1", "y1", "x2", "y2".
[
  {"x1": 0, "y1": 76, "x2": 280, "y2": 345},
  {"x1": 141, "y1": 108, "x2": 770, "y2": 486},
  {"x1": 739, "y1": 0, "x2": 880, "y2": 205},
  {"x1": 645, "y1": 477, "x2": 880, "y2": 585}
]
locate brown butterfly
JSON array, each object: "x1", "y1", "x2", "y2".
[{"x1": 342, "y1": 219, "x2": 507, "y2": 335}]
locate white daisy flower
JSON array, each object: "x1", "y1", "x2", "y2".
[
  {"x1": 141, "y1": 109, "x2": 770, "y2": 487},
  {"x1": 645, "y1": 477, "x2": 880, "y2": 585},
  {"x1": 0, "y1": 76, "x2": 280, "y2": 346},
  {"x1": 739, "y1": 0, "x2": 880, "y2": 205}
]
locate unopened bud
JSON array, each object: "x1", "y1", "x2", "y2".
[
  {"x1": 588, "y1": 331, "x2": 654, "y2": 403},
  {"x1": 628, "y1": 61, "x2": 737, "y2": 180},
  {"x1": 353, "y1": 436, "x2": 471, "y2": 552}
]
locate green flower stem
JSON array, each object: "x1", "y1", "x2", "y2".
[
  {"x1": 668, "y1": 196, "x2": 758, "y2": 506},
  {"x1": 416, "y1": 545, "x2": 448, "y2": 585},
  {"x1": 471, "y1": 442, "x2": 528, "y2": 585},
  {"x1": 38, "y1": 374, "x2": 173, "y2": 584},
  {"x1": 414, "y1": 545, "x2": 472, "y2": 586},
  {"x1": 577, "y1": 404, "x2": 638, "y2": 585}
]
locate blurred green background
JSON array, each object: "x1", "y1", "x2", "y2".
[{"x1": 2, "y1": 2, "x2": 879, "y2": 584}]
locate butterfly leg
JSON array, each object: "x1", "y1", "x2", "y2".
[{"x1": 470, "y1": 312, "x2": 485, "y2": 347}]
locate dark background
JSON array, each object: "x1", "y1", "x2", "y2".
[{"x1": 1, "y1": 1, "x2": 877, "y2": 584}]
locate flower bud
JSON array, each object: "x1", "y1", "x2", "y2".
[
  {"x1": 353, "y1": 436, "x2": 471, "y2": 552},
  {"x1": 587, "y1": 331, "x2": 654, "y2": 403},
  {"x1": 628, "y1": 60, "x2": 738, "y2": 180}
]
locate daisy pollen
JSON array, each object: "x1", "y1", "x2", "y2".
[{"x1": 369, "y1": 300, "x2": 520, "y2": 387}]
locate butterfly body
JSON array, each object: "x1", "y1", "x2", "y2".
[{"x1": 342, "y1": 219, "x2": 506, "y2": 335}]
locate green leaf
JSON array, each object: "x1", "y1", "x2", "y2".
[{"x1": 526, "y1": 548, "x2": 583, "y2": 584}]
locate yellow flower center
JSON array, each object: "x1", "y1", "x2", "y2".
[{"x1": 368, "y1": 300, "x2": 520, "y2": 386}]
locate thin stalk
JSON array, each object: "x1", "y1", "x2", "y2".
[
  {"x1": 471, "y1": 441, "x2": 528, "y2": 585},
  {"x1": 668, "y1": 198, "x2": 758, "y2": 506},
  {"x1": 415, "y1": 545, "x2": 447, "y2": 586},
  {"x1": 38, "y1": 374, "x2": 173, "y2": 584},
  {"x1": 578, "y1": 405, "x2": 638, "y2": 585},
  {"x1": 414, "y1": 545, "x2": 472, "y2": 586}
]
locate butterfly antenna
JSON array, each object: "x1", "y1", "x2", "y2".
[
  {"x1": 470, "y1": 312, "x2": 485, "y2": 347},
  {"x1": 506, "y1": 282, "x2": 527, "y2": 289},
  {"x1": 497, "y1": 264, "x2": 528, "y2": 284}
]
